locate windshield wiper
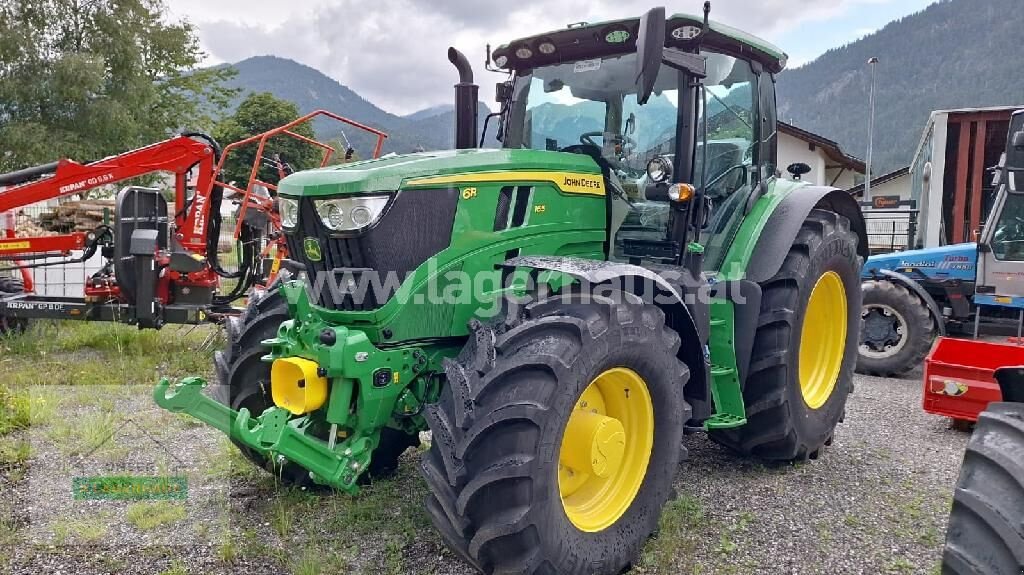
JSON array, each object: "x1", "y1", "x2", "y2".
[{"x1": 705, "y1": 88, "x2": 751, "y2": 131}]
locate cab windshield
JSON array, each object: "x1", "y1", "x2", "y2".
[{"x1": 503, "y1": 50, "x2": 759, "y2": 269}]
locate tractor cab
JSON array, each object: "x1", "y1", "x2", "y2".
[
  {"x1": 492, "y1": 8, "x2": 785, "y2": 273},
  {"x1": 975, "y1": 110, "x2": 1024, "y2": 303}
]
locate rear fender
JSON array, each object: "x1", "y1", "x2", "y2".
[{"x1": 995, "y1": 367, "x2": 1024, "y2": 403}]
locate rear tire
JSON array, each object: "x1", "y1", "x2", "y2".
[
  {"x1": 212, "y1": 281, "x2": 419, "y2": 486},
  {"x1": 942, "y1": 402, "x2": 1024, "y2": 574},
  {"x1": 709, "y1": 209, "x2": 860, "y2": 461},
  {"x1": 857, "y1": 279, "x2": 935, "y2": 376},
  {"x1": 0, "y1": 276, "x2": 29, "y2": 336},
  {"x1": 422, "y1": 293, "x2": 689, "y2": 574}
]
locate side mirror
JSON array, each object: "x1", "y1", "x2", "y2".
[
  {"x1": 635, "y1": 6, "x2": 666, "y2": 106},
  {"x1": 1013, "y1": 130, "x2": 1024, "y2": 149},
  {"x1": 787, "y1": 162, "x2": 812, "y2": 180}
]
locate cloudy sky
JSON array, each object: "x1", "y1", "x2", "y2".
[{"x1": 164, "y1": 0, "x2": 934, "y2": 116}]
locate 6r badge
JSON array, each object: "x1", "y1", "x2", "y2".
[{"x1": 303, "y1": 237, "x2": 323, "y2": 262}]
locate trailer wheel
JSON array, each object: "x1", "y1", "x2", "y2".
[
  {"x1": 212, "y1": 282, "x2": 419, "y2": 486},
  {"x1": 0, "y1": 276, "x2": 29, "y2": 336},
  {"x1": 422, "y1": 293, "x2": 689, "y2": 574},
  {"x1": 710, "y1": 209, "x2": 859, "y2": 461},
  {"x1": 942, "y1": 402, "x2": 1024, "y2": 574},
  {"x1": 857, "y1": 279, "x2": 935, "y2": 376}
]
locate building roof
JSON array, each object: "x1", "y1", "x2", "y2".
[
  {"x1": 778, "y1": 121, "x2": 866, "y2": 173},
  {"x1": 847, "y1": 165, "x2": 910, "y2": 197}
]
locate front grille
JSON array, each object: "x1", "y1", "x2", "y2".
[{"x1": 285, "y1": 189, "x2": 459, "y2": 311}]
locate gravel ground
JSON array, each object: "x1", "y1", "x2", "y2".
[{"x1": 0, "y1": 368, "x2": 970, "y2": 575}]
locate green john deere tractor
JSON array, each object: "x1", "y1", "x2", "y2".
[{"x1": 155, "y1": 6, "x2": 867, "y2": 573}]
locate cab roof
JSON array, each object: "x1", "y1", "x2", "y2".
[{"x1": 492, "y1": 13, "x2": 788, "y2": 74}]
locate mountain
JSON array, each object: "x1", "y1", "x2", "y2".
[
  {"x1": 218, "y1": 56, "x2": 496, "y2": 156},
  {"x1": 403, "y1": 104, "x2": 453, "y2": 121},
  {"x1": 776, "y1": 0, "x2": 1024, "y2": 175}
]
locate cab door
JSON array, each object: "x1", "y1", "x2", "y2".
[{"x1": 977, "y1": 112, "x2": 1024, "y2": 298}]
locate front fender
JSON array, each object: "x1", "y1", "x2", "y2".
[{"x1": 501, "y1": 255, "x2": 709, "y2": 419}]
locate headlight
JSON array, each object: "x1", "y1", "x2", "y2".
[
  {"x1": 314, "y1": 196, "x2": 390, "y2": 232},
  {"x1": 279, "y1": 197, "x2": 299, "y2": 228},
  {"x1": 646, "y1": 156, "x2": 673, "y2": 183}
]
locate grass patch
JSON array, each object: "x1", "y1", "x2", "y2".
[
  {"x1": 1, "y1": 321, "x2": 217, "y2": 388},
  {"x1": 639, "y1": 495, "x2": 705, "y2": 571},
  {"x1": 0, "y1": 516, "x2": 19, "y2": 546},
  {"x1": 47, "y1": 411, "x2": 119, "y2": 456},
  {"x1": 271, "y1": 499, "x2": 295, "y2": 538},
  {"x1": 885, "y1": 557, "x2": 915, "y2": 573},
  {"x1": 291, "y1": 548, "x2": 324, "y2": 575},
  {"x1": 0, "y1": 438, "x2": 31, "y2": 467},
  {"x1": 125, "y1": 501, "x2": 187, "y2": 531},
  {"x1": 205, "y1": 437, "x2": 264, "y2": 481},
  {"x1": 157, "y1": 560, "x2": 189, "y2": 575},
  {"x1": 315, "y1": 471, "x2": 432, "y2": 540},
  {"x1": 53, "y1": 516, "x2": 108, "y2": 545},
  {"x1": 216, "y1": 535, "x2": 238, "y2": 565},
  {"x1": 289, "y1": 546, "x2": 349, "y2": 575},
  {"x1": 0, "y1": 387, "x2": 31, "y2": 437}
]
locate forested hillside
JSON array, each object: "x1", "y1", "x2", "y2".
[
  {"x1": 776, "y1": 0, "x2": 1024, "y2": 174},
  {"x1": 219, "y1": 56, "x2": 496, "y2": 156}
]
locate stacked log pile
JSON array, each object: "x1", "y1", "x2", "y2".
[
  {"x1": 34, "y1": 200, "x2": 115, "y2": 233},
  {"x1": 14, "y1": 213, "x2": 55, "y2": 237}
]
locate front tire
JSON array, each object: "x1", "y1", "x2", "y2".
[
  {"x1": 856, "y1": 280, "x2": 935, "y2": 376},
  {"x1": 710, "y1": 208, "x2": 860, "y2": 460},
  {"x1": 422, "y1": 294, "x2": 689, "y2": 574},
  {"x1": 942, "y1": 403, "x2": 1024, "y2": 574}
]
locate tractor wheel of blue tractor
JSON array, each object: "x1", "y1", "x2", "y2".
[
  {"x1": 856, "y1": 279, "x2": 935, "y2": 377},
  {"x1": 212, "y1": 279, "x2": 420, "y2": 486},
  {"x1": 0, "y1": 276, "x2": 29, "y2": 336},
  {"x1": 709, "y1": 209, "x2": 860, "y2": 461},
  {"x1": 421, "y1": 290, "x2": 689, "y2": 574}
]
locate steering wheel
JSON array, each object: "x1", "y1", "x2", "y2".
[
  {"x1": 994, "y1": 215, "x2": 1024, "y2": 244},
  {"x1": 579, "y1": 131, "x2": 637, "y2": 152},
  {"x1": 702, "y1": 164, "x2": 748, "y2": 199}
]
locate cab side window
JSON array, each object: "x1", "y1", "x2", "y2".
[{"x1": 992, "y1": 193, "x2": 1024, "y2": 261}]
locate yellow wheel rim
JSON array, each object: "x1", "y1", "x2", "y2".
[
  {"x1": 799, "y1": 271, "x2": 847, "y2": 409},
  {"x1": 558, "y1": 367, "x2": 654, "y2": 532}
]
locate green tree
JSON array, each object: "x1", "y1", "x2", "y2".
[
  {"x1": 212, "y1": 92, "x2": 321, "y2": 187},
  {"x1": 0, "y1": 0, "x2": 236, "y2": 173}
]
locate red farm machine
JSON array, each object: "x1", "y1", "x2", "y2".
[{"x1": 0, "y1": 111, "x2": 386, "y2": 331}]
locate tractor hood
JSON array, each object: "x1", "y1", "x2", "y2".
[
  {"x1": 277, "y1": 149, "x2": 602, "y2": 197},
  {"x1": 862, "y1": 243, "x2": 978, "y2": 281}
]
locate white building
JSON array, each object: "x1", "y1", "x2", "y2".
[{"x1": 777, "y1": 122, "x2": 865, "y2": 189}]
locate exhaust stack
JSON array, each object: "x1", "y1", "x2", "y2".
[{"x1": 448, "y1": 47, "x2": 479, "y2": 150}]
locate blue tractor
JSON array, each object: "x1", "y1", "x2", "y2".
[{"x1": 858, "y1": 109, "x2": 1024, "y2": 376}]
